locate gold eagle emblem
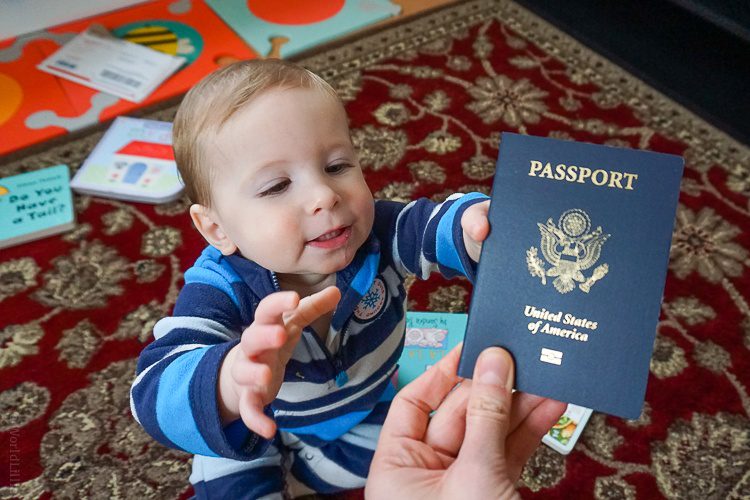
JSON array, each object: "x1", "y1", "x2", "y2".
[{"x1": 526, "y1": 209, "x2": 610, "y2": 294}]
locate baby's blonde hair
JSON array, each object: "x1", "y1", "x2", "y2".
[{"x1": 173, "y1": 59, "x2": 340, "y2": 206}]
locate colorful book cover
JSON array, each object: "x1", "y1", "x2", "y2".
[
  {"x1": 542, "y1": 404, "x2": 593, "y2": 455},
  {"x1": 70, "y1": 116, "x2": 183, "y2": 203},
  {"x1": 396, "y1": 311, "x2": 467, "y2": 389},
  {"x1": 457, "y1": 132, "x2": 684, "y2": 419},
  {"x1": 0, "y1": 164, "x2": 75, "y2": 249}
]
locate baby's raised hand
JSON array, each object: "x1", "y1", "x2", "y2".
[
  {"x1": 461, "y1": 200, "x2": 491, "y2": 262},
  {"x1": 218, "y1": 286, "x2": 341, "y2": 439}
]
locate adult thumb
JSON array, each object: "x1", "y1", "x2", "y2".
[{"x1": 460, "y1": 347, "x2": 515, "y2": 464}]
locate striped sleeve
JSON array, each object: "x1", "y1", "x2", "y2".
[
  {"x1": 129, "y1": 247, "x2": 271, "y2": 460},
  {"x1": 376, "y1": 193, "x2": 489, "y2": 282}
]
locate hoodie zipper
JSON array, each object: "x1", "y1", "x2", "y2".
[
  {"x1": 270, "y1": 272, "x2": 281, "y2": 292},
  {"x1": 333, "y1": 322, "x2": 349, "y2": 387},
  {"x1": 270, "y1": 271, "x2": 348, "y2": 387}
]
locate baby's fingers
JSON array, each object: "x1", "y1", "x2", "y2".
[
  {"x1": 238, "y1": 388, "x2": 277, "y2": 440},
  {"x1": 254, "y1": 291, "x2": 300, "y2": 326},
  {"x1": 231, "y1": 358, "x2": 273, "y2": 387},
  {"x1": 240, "y1": 323, "x2": 287, "y2": 357},
  {"x1": 461, "y1": 200, "x2": 490, "y2": 242},
  {"x1": 285, "y1": 286, "x2": 341, "y2": 333}
]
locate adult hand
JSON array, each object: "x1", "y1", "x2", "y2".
[
  {"x1": 367, "y1": 344, "x2": 566, "y2": 499},
  {"x1": 218, "y1": 286, "x2": 341, "y2": 438}
]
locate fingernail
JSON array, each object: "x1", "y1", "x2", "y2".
[{"x1": 476, "y1": 348, "x2": 512, "y2": 390}]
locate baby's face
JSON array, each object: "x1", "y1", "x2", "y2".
[{"x1": 205, "y1": 87, "x2": 374, "y2": 283}]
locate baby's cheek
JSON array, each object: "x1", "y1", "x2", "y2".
[
  {"x1": 248, "y1": 214, "x2": 295, "y2": 251},
  {"x1": 356, "y1": 194, "x2": 375, "y2": 230},
  {"x1": 260, "y1": 223, "x2": 289, "y2": 251}
]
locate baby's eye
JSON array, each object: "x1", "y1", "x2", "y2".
[
  {"x1": 259, "y1": 180, "x2": 290, "y2": 197},
  {"x1": 325, "y1": 163, "x2": 352, "y2": 174}
]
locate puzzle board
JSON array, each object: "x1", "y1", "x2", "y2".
[
  {"x1": 206, "y1": 0, "x2": 400, "y2": 58},
  {"x1": 0, "y1": 0, "x2": 256, "y2": 156}
]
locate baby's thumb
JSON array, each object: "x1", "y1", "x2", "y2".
[{"x1": 460, "y1": 347, "x2": 515, "y2": 464}]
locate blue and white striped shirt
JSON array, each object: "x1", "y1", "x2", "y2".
[{"x1": 130, "y1": 194, "x2": 487, "y2": 461}]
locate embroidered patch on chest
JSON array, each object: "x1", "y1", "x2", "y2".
[{"x1": 354, "y1": 277, "x2": 387, "y2": 321}]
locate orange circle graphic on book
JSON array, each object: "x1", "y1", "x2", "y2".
[
  {"x1": 247, "y1": 0, "x2": 345, "y2": 25},
  {"x1": 0, "y1": 73, "x2": 23, "y2": 127}
]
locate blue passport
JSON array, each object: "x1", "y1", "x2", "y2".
[{"x1": 458, "y1": 133, "x2": 684, "y2": 419}]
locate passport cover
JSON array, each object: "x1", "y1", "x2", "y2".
[{"x1": 457, "y1": 133, "x2": 684, "y2": 419}]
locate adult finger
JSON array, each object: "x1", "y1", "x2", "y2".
[
  {"x1": 284, "y1": 286, "x2": 341, "y2": 332},
  {"x1": 508, "y1": 392, "x2": 547, "y2": 433},
  {"x1": 254, "y1": 291, "x2": 300, "y2": 326},
  {"x1": 238, "y1": 388, "x2": 277, "y2": 440},
  {"x1": 423, "y1": 380, "x2": 470, "y2": 458},
  {"x1": 379, "y1": 344, "x2": 463, "y2": 442},
  {"x1": 458, "y1": 347, "x2": 514, "y2": 464}
]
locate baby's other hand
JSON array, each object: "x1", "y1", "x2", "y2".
[
  {"x1": 461, "y1": 200, "x2": 490, "y2": 262},
  {"x1": 219, "y1": 286, "x2": 340, "y2": 439}
]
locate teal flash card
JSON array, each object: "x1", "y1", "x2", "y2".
[{"x1": 396, "y1": 311, "x2": 468, "y2": 389}]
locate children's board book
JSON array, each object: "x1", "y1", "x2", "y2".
[
  {"x1": 70, "y1": 116, "x2": 184, "y2": 203},
  {"x1": 0, "y1": 164, "x2": 75, "y2": 249},
  {"x1": 396, "y1": 311, "x2": 467, "y2": 389},
  {"x1": 457, "y1": 132, "x2": 684, "y2": 419},
  {"x1": 542, "y1": 404, "x2": 593, "y2": 454}
]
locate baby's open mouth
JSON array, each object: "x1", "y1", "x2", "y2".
[
  {"x1": 307, "y1": 226, "x2": 352, "y2": 248},
  {"x1": 312, "y1": 227, "x2": 346, "y2": 242}
]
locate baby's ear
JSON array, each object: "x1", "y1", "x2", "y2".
[{"x1": 189, "y1": 204, "x2": 237, "y2": 256}]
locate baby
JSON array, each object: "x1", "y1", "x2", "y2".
[{"x1": 130, "y1": 59, "x2": 490, "y2": 498}]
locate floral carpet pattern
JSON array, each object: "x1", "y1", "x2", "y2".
[{"x1": 2, "y1": 1, "x2": 749, "y2": 498}]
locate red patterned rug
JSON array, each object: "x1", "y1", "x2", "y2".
[{"x1": 2, "y1": 1, "x2": 749, "y2": 498}]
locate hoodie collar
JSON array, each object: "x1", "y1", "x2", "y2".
[{"x1": 224, "y1": 233, "x2": 381, "y2": 327}]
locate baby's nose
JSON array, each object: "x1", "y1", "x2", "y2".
[{"x1": 310, "y1": 182, "x2": 340, "y2": 214}]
